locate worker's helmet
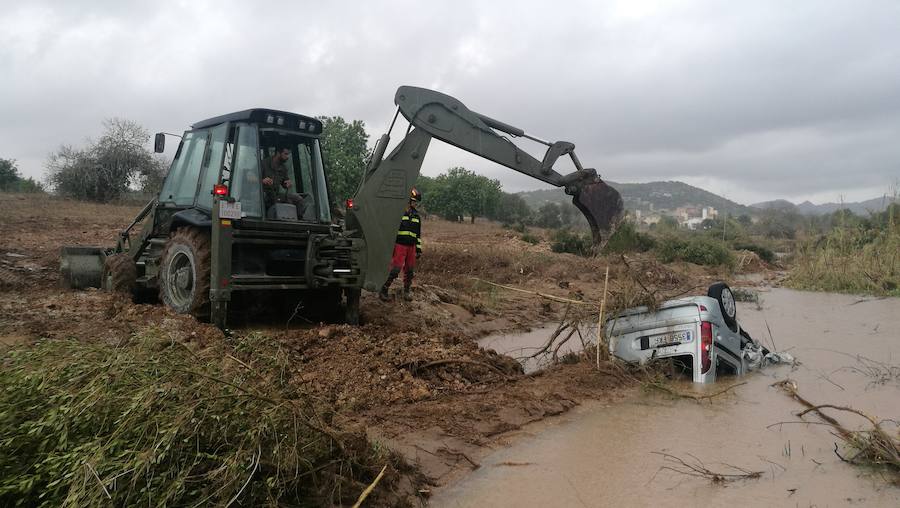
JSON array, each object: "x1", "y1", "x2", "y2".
[{"x1": 409, "y1": 187, "x2": 422, "y2": 202}]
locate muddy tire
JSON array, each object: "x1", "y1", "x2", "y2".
[
  {"x1": 103, "y1": 253, "x2": 137, "y2": 294},
  {"x1": 707, "y1": 282, "x2": 737, "y2": 329},
  {"x1": 344, "y1": 288, "x2": 361, "y2": 325},
  {"x1": 159, "y1": 227, "x2": 211, "y2": 319}
]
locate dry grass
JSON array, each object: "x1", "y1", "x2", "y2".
[{"x1": 788, "y1": 218, "x2": 900, "y2": 296}]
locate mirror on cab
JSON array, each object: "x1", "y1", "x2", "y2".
[{"x1": 154, "y1": 133, "x2": 166, "y2": 153}]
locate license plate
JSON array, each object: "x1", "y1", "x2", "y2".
[
  {"x1": 648, "y1": 330, "x2": 692, "y2": 348},
  {"x1": 219, "y1": 201, "x2": 242, "y2": 219}
]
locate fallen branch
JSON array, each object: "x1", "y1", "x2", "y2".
[
  {"x1": 351, "y1": 465, "x2": 387, "y2": 508},
  {"x1": 651, "y1": 452, "x2": 762, "y2": 483},
  {"x1": 646, "y1": 381, "x2": 747, "y2": 402},
  {"x1": 470, "y1": 277, "x2": 595, "y2": 306},
  {"x1": 772, "y1": 379, "x2": 900, "y2": 477}
]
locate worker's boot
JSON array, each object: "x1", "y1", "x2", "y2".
[
  {"x1": 380, "y1": 268, "x2": 399, "y2": 302},
  {"x1": 402, "y1": 271, "x2": 414, "y2": 301}
]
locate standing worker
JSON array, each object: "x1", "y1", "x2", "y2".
[{"x1": 380, "y1": 188, "x2": 423, "y2": 301}]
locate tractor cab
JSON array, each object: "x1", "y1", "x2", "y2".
[{"x1": 156, "y1": 109, "x2": 332, "y2": 224}]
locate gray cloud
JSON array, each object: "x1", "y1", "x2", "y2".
[{"x1": 1, "y1": 0, "x2": 898, "y2": 204}]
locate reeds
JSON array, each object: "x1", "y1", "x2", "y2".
[{"x1": 0, "y1": 330, "x2": 393, "y2": 506}]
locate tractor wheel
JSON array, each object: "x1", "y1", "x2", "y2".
[
  {"x1": 159, "y1": 227, "x2": 211, "y2": 319},
  {"x1": 103, "y1": 253, "x2": 137, "y2": 294},
  {"x1": 344, "y1": 288, "x2": 361, "y2": 325}
]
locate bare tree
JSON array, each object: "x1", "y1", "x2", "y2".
[{"x1": 46, "y1": 118, "x2": 157, "y2": 202}]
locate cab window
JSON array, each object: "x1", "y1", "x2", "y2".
[
  {"x1": 160, "y1": 130, "x2": 208, "y2": 206},
  {"x1": 196, "y1": 123, "x2": 229, "y2": 210},
  {"x1": 231, "y1": 124, "x2": 262, "y2": 218}
]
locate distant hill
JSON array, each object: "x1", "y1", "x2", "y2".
[
  {"x1": 518, "y1": 181, "x2": 753, "y2": 216},
  {"x1": 752, "y1": 196, "x2": 895, "y2": 216}
]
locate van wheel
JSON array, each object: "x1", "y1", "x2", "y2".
[
  {"x1": 159, "y1": 228, "x2": 211, "y2": 319},
  {"x1": 707, "y1": 282, "x2": 737, "y2": 329}
]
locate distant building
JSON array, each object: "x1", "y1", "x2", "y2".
[
  {"x1": 675, "y1": 206, "x2": 701, "y2": 221},
  {"x1": 681, "y1": 217, "x2": 704, "y2": 230},
  {"x1": 701, "y1": 206, "x2": 718, "y2": 220}
]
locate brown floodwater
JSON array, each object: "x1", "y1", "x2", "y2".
[{"x1": 436, "y1": 289, "x2": 900, "y2": 507}]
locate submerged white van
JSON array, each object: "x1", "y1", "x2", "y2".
[{"x1": 605, "y1": 283, "x2": 767, "y2": 383}]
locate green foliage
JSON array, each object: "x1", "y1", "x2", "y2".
[
  {"x1": 655, "y1": 235, "x2": 734, "y2": 266},
  {"x1": 137, "y1": 155, "x2": 169, "y2": 195},
  {"x1": 0, "y1": 158, "x2": 44, "y2": 193},
  {"x1": 603, "y1": 221, "x2": 656, "y2": 254},
  {"x1": 0, "y1": 332, "x2": 387, "y2": 506},
  {"x1": 521, "y1": 232, "x2": 541, "y2": 244},
  {"x1": 653, "y1": 215, "x2": 680, "y2": 232},
  {"x1": 534, "y1": 202, "x2": 562, "y2": 229},
  {"x1": 701, "y1": 216, "x2": 745, "y2": 242},
  {"x1": 750, "y1": 209, "x2": 801, "y2": 239},
  {"x1": 318, "y1": 116, "x2": 369, "y2": 201},
  {"x1": 495, "y1": 192, "x2": 533, "y2": 225},
  {"x1": 0, "y1": 158, "x2": 17, "y2": 189},
  {"x1": 551, "y1": 229, "x2": 593, "y2": 256},
  {"x1": 733, "y1": 242, "x2": 776, "y2": 263},
  {"x1": 788, "y1": 209, "x2": 900, "y2": 295},
  {"x1": 427, "y1": 167, "x2": 502, "y2": 223},
  {"x1": 46, "y1": 119, "x2": 157, "y2": 202}
]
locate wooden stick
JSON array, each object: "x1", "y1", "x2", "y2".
[
  {"x1": 597, "y1": 265, "x2": 610, "y2": 369},
  {"x1": 470, "y1": 277, "x2": 595, "y2": 306},
  {"x1": 352, "y1": 465, "x2": 387, "y2": 508}
]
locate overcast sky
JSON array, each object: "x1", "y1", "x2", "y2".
[{"x1": 1, "y1": 0, "x2": 898, "y2": 204}]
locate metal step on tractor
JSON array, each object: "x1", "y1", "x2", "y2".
[{"x1": 61, "y1": 86, "x2": 625, "y2": 329}]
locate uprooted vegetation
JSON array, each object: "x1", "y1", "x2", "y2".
[
  {"x1": 774, "y1": 379, "x2": 900, "y2": 485},
  {"x1": 0, "y1": 330, "x2": 409, "y2": 507}
]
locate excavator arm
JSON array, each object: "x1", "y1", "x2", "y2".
[{"x1": 346, "y1": 86, "x2": 624, "y2": 292}]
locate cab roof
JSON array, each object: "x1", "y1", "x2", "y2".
[{"x1": 191, "y1": 109, "x2": 323, "y2": 134}]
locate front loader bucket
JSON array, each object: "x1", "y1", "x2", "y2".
[
  {"x1": 60, "y1": 246, "x2": 105, "y2": 289},
  {"x1": 571, "y1": 180, "x2": 625, "y2": 246}
]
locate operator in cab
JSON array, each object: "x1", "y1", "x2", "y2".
[
  {"x1": 379, "y1": 188, "x2": 423, "y2": 302},
  {"x1": 261, "y1": 144, "x2": 308, "y2": 218}
]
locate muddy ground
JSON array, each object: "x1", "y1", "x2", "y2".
[{"x1": 0, "y1": 192, "x2": 778, "y2": 503}]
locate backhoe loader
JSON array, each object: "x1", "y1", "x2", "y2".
[{"x1": 60, "y1": 86, "x2": 623, "y2": 328}]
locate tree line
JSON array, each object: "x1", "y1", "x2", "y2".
[
  {"x1": 0, "y1": 158, "x2": 43, "y2": 193},
  {"x1": 8, "y1": 115, "x2": 588, "y2": 229}
]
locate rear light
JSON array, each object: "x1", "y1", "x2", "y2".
[
  {"x1": 699, "y1": 305, "x2": 707, "y2": 311},
  {"x1": 700, "y1": 321, "x2": 713, "y2": 373},
  {"x1": 213, "y1": 184, "x2": 228, "y2": 196},
  {"x1": 346, "y1": 198, "x2": 354, "y2": 209}
]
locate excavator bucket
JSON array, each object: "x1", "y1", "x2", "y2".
[
  {"x1": 59, "y1": 246, "x2": 105, "y2": 289},
  {"x1": 571, "y1": 180, "x2": 625, "y2": 246}
]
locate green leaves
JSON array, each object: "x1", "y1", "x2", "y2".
[
  {"x1": 0, "y1": 332, "x2": 385, "y2": 506},
  {"x1": 426, "y1": 167, "x2": 502, "y2": 223},
  {"x1": 318, "y1": 116, "x2": 369, "y2": 202}
]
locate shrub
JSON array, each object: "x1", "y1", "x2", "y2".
[
  {"x1": 788, "y1": 223, "x2": 900, "y2": 296},
  {"x1": 551, "y1": 229, "x2": 593, "y2": 256},
  {"x1": 0, "y1": 332, "x2": 389, "y2": 506},
  {"x1": 521, "y1": 232, "x2": 540, "y2": 244},
  {"x1": 732, "y1": 242, "x2": 776, "y2": 264},
  {"x1": 603, "y1": 222, "x2": 656, "y2": 254},
  {"x1": 655, "y1": 235, "x2": 734, "y2": 266}
]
